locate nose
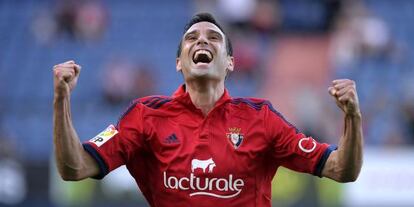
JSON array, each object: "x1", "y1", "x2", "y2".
[{"x1": 196, "y1": 34, "x2": 208, "y2": 46}]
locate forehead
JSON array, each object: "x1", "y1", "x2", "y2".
[{"x1": 184, "y1": 22, "x2": 224, "y2": 36}]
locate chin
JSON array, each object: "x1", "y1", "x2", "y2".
[
  {"x1": 190, "y1": 72, "x2": 211, "y2": 79},
  {"x1": 190, "y1": 66, "x2": 211, "y2": 75},
  {"x1": 190, "y1": 72, "x2": 222, "y2": 82}
]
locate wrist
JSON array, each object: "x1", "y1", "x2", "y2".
[
  {"x1": 54, "y1": 92, "x2": 70, "y2": 102},
  {"x1": 345, "y1": 111, "x2": 362, "y2": 119}
]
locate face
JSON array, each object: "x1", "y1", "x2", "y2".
[{"x1": 176, "y1": 22, "x2": 234, "y2": 82}]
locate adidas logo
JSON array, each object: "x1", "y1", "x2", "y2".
[{"x1": 164, "y1": 134, "x2": 179, "y2": 144}]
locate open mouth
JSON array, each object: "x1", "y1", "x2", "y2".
[{"x1": 193, "y1": 49, "x2": 213, "y2": 64}]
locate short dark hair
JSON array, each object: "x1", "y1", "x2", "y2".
[{"x1": 176, "y1": 12, "x2": 233, "y2": 58}]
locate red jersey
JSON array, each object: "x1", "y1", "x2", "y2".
[{"x1": 83, "y1": 85, "x2": 336, "y2": 207}]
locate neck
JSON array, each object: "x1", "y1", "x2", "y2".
[{"x1": 185, "y1": 80, "x2": 225, "y2": 116}]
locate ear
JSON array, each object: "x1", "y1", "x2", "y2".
[
  {"x1": 227, "y1": 56, "x2": 234, "y2": 72},
  {"x1": 176, "y1": 58, "x2": 182, "y2": 72}
]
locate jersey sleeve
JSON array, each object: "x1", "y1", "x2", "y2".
[
  {"x1": 264, "y1": 103, "x2": 337, "y2": 177},
  {"x1": 82, "y1": 101, "x2": 147, "y2": 179}
]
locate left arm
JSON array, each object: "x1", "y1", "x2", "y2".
[{"x1": 322, "y1": 79, "x2": 363, "y2": 183}]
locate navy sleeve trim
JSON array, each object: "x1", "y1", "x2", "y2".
[
  {"x1": 314, "y1": 144, "x2": 338, "y2": 177},
  {"x1": 82, "y1": 143, "x2": 109, "y2": 180}
]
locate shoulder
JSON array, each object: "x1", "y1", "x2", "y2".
[
  {"x1": 230, "y1": 97, "x2": 291, "y2": 124},
  {"x1": 133, "y1": 95, "x2": 173, "y2": 110},
  {"x1": 230, "y1": 97, "x2": 275, "y2": 112},
  {"x1": 117, "y1": 95, "x2": 173, "y2": 121}
]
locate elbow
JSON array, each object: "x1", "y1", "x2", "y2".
[
  {"x1": 333, "y1": 159, "x2": 363, "y2": 183},
  {"x1": 336, "y1": 170, "x2": 361, "y2": 183},
  {"x1": 60, "y1": 174, "x2": 82, "y2": 181},
  {"x1": 58, "y1": 167, "x2": 85, "y2": 181},
  {"x1": 337, "y1": 174, "x2": 358, "y2": 183}
]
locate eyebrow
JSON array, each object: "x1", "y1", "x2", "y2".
[
  {"x1": 184, "y1": 29, "x2": 223, "y2": 39},
  {"x1": 208, "y1": 30, "x2": 223, "y2": 38},
  {"x1": 184, "y1": 30, "x2": 198, "y2": 38}
]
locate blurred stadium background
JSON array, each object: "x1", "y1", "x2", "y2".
[{"x1": 0, "y1": 0, "x2": 413, "y2": 206}]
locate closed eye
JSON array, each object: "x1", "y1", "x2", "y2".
[
  {"x1": 185, "y1": 35, "x2": 197, "y2": 41},
  {"x1": 209, "y1": 32, "x2": 222, "y2": 41},
  {"x1": 184, "y1": 32, "x2": 198, "y2": 41},
  {"x1": 210, "y1": 36, "x2": 219, "y2": 40}
]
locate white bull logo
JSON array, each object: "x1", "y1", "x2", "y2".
[{"x1": 191, "y1": 158, "x2": 216, "y2": 173}]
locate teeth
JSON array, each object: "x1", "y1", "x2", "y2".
[
  {"x1": 195, "y1": 50, "x2": 212, "y2": 59},
  {"x1": 193, "y1": 49, "x2": 213, "y2": 64}
]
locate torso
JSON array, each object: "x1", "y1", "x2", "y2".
[{"x1": 126, "y1": 94, "x2": 277, "y2": 207}]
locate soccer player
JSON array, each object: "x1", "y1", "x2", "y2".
[{"x1": 53, "y1": 13, "x2": 363, "y2": 206}]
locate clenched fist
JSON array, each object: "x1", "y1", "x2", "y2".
[
  {"x1": 328, "y1": 79, "x2": 361, "y2": 116},
  {"x1": 53, "y1": 60, "x2": 81, "y2": 98}
]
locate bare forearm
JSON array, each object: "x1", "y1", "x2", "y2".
[
  {"x1": 53, "y1": 95, "x2": 99, "y2": 180},
  {"x1": 53, "y1": 96, "x2": 86, "y2": 179},
  {"x1": 336, "y1": 113, "x2": 363, "y2": 180}
]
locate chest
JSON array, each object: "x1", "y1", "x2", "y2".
[{"x1": 144, "y1": 107, "x2": 270, "y2": 176}]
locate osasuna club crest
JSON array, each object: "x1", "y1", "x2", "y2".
[{"x1": 226, "y1": 127, "x2": 244, "y2": 149}]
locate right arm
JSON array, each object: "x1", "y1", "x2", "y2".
[{"x1": 53, "y1": 60, "x2": 99, "y2": 181}]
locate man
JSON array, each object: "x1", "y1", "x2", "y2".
[{"x1": 53, "y1": 13, "x2": 363, "y2": 206}]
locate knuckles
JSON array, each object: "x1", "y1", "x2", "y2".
[
  {"x1": 347, "y1": 80, "x2": 356, "y2": 87},
  {"x1": 331, "y1": 79, "x2": 360, "y2": 112},
  {"x1": 53, "y1": 62, "x2": 80, "y2": 76}
]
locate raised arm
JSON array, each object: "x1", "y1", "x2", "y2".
[
  {"x1": 53, "y1": 60, "x2": 99, "y2": 181},
  {"x1": 322, "y1": 79, "x2": 363, "y2": 183}
]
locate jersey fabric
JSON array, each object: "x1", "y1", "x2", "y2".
[{"x1": 83, "y1": 85, "x2": 337, "y2": 207}]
